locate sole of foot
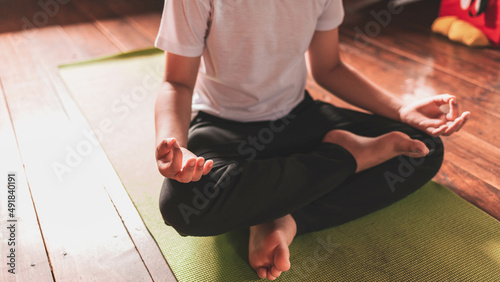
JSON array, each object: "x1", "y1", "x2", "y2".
[{"x1": 322, "y1": 130, "x2": 429, "y2": 173}]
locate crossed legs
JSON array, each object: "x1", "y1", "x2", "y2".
[{"x1": 159, "y1": 98, "x2": 444, "y2": 280}]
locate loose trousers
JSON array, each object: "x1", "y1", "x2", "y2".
[{"x1": 159, "y1": 92, "x2": 444, "y2": 236}]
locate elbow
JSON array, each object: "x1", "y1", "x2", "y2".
[
  {"x1": 158, "y1": 80, "x2": 195, "y2": 101},
  {"x1": 163, "y1": 80, "x2": 194, "y2": 95}
]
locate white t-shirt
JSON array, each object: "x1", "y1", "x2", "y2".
[{"x1": 156, "y1": 0, "x2": 344, "y2": 122}]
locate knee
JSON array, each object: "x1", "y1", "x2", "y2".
[
  {"x1": 158, "y1": 178, "x2": 225, "y2": 236},
  {"x1": 400, "y1": 125, "x2": 444, "y2": 168},
  {"x1": 422, "y1": 136, "x2": 444, "y2": 170},
  {"x1": 403, "y1": 135, "x2": 444, "y2": 182},
  {"x1": 159, "y1": 179, "x2": 202, "y2": 236}
]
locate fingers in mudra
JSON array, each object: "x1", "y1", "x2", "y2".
[
  {"x1": 403, "y1": 94, "x2": 471, "y2": 137},
  {"x1": 433, "y1": 96, "x2": 471, "y2": 136},
  {"x1": 443, "y1": 111, "x2": 470, "y2": 136},
  {"x1": 177, "y1": 157, "x2": 213, "y2": 183},
  {"x1": 157, "y1": 138, "x2": 182, "y2": 177},
  {"x1": 156, "y1": 138, "x2": 214, "y2": 182}
]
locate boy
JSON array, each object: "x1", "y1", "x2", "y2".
[{"x1": 154, "y1": 1, "x2": 470, "y2": 280}]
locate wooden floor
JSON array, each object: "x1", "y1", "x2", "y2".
[{"x1": 0, "y1": 0, "x2": 498, "y2": 281}]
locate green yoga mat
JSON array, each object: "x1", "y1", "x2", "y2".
[{"x1": 59, "y1": 48, "x2": 500, "y2": 281}]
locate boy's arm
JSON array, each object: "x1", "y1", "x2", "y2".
[
  {"x1": 155, "y1": 52, "x2": 213, "y2": 183},
  {"x1": 306, "y1": 28, "x2": 402, "y2": 121},
  {"x1": 307, "y1": 28, "x2": 469, "y2": 136}
]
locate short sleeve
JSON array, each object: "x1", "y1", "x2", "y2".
[
  {"x1": 316, "y1": 0, "x2": 344, "y2": 31},
  {"x1": 155, "y1": 0, "x2": 212, "y2": 57}
]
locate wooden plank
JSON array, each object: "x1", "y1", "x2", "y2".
[
  {"x1": 0, "y1": 81, "x2": 54, "y2": 282},
  {"x1": 435, "y1": 160, "x2": 500, "y2": 221},
  {"x1": 339, "y1": 24, "x2": 500, "y2": 93},
  {"x1": 104, "y1": 0, "x2": 163, "y2": 42},
  {"x1": 33, "y1": 25, "x2": 177, "y2": 282},
  {"x1": 0, "y1": 0, "x2": 58, "y2": 33},
  {"x1": 441, "y1": 132, "x2": 500, "y2": 190},
  {"x1": 71, "y1": 0, "x2": 153, "y2": 52},
  {"x1": 14, "y1": 2, "x2": 176, "y2": 280},
  {"x1": 54, "y1": 1, "x2": 120, "y2": 58},
  {"x1": 53, "y1": 60, "x2": 177, "y2": 281},
  {"x1": 389, "y1": 0, "x2": 500, "y2": 71},
  {"x1": 337, "y1": 35, "x2": 499, "y2": 146},
  {"x1": 0, "y1": 29, "x2": 152, "y2": 281}
]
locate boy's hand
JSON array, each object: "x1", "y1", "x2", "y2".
[
  {"x1": 156, "y1": 138, "x2": 213, "y2": 183},
  {"x1": 399, "y1": 94, "x2": 470, "y2": 137}
]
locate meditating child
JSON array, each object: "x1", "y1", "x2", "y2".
[{"x1": 154, "y1": 1, "x2": 470, "y2": 280}]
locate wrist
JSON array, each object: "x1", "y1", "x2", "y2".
[
  {"x1": 391, "y1": 97, "x2": 404, "y2": 123},
  {"x1": 395, "y1": 104, "x2": 404, "y2": 123}
]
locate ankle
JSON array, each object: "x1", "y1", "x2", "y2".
[
  {"x1": 275, "y1": 215, "x2": 297, "y2": 244},
  {"x1": 251, "y1": 215, "x2": 297, "y2": 243}
]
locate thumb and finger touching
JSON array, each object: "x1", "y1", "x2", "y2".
[
  {"x1": 157, "y1": 138, "x2": 183, "y2": 178},
  {"x1": 446, "y1": 98, "x2": 459, "y2": 120},
  {"x1": 157, "y1": 138, "x2": 214, "y2": 181},
  {"x1": 444, "y1": 112, "x2": 470, "y2": 136},
  {"x1": 417, "y1": 95, "x2": 471, "y2": 136},
  {"x1": 432, "y1": 93, "x2": 455, "y2": 106}
]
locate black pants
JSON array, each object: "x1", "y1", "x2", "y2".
[{"x1": 159, "y1": 92, "x2": 444, "y2": 236}]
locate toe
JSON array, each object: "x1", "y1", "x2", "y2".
[
  {"x1": 270, "y1": 266, "x2": 282, "y2": 279},
  {"x1": 274, "y1": 244, "x2": 291, "y2": 272},
  {"x1": 257, "y1": 267, "x2": 267, "y2": 279},
  {"x1": 267, "y1": 273, "x2": 277, "y2": 281},
  {"x1": 412, "y1": 140, "x2": 430, "y2": 156},
  {"x1": 393, "y1": 133, "x2": 429, "y2": 157}
]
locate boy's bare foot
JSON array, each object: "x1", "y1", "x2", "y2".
[
  {"x1": 248, "y1": 130, "x2": 426, "y2": 279},
  {"x1": 322, "y1": 129, "x2": 429, "y2": 173},
  {"x1": 249, "y1": 215, "x2": 297, "y2": 280}
]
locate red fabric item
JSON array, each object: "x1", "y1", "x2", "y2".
[{"x1": 438, "y1": 0, "x2": 500, "y2": 47}]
